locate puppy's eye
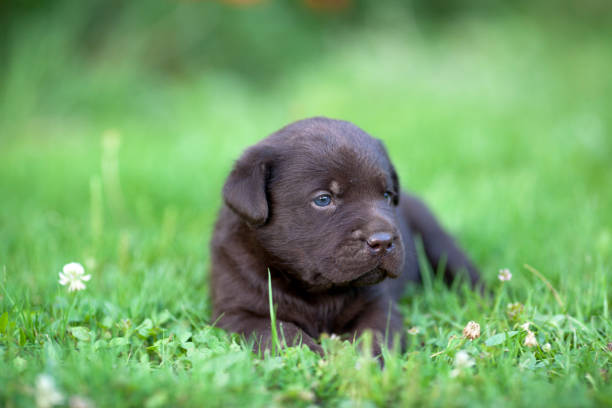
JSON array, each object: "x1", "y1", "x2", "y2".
[
  {"x1": 313, "y1": 194, "x2": 332, "y2": 207},
  {"x1": 384, "y1": 191, "x2": 393, "y2": 204}
]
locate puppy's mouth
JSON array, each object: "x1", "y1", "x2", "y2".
[
  {"x1": 349, "y1": 267, "x2": 389, "y2": 287},
  {"x1": 302, "y1": 263, "x2": 399, "y2": 292},
  {"x1": 345, "y1": 248, "x2": 404, "y2": 286}
]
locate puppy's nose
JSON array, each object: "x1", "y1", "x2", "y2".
[{"x1": 366, "y1": 232, "x2": 395, "y2": 254}]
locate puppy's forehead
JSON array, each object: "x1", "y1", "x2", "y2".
[{"x1": 272, "y1": 119, "x2": 393, "y2": 189}]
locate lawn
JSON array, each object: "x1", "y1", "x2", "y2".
[{"x1": 1, "y1": 2, "x2": 611, "y2": 407}]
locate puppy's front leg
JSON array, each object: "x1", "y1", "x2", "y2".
[
  {"x1": 218, "y1": 311, "x2": 323, "y2": 355},
  {"x1": 401, "y1": 193, "x2": 480, "y2": 286},
  {"x1": 348, "y1": 299, "x2": 405, "y2": 357}
]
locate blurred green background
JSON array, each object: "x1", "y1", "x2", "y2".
[
  {"x1": 1, "y1": 0, "x2": 610, "y2": 286},
  {"x1": 1, "y1": 0, "x2": 612, "y2": 406}
]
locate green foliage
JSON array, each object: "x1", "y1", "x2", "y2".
[
  {"x1": 268, "y1": 269, "x2": 282, "y2": 355},
  {"x1": 1, "y1": 2, "x2": 612, "y2": 407}
]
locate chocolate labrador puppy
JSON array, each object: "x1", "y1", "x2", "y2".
[{"x1": 210, "y1": 117, "x2": 479, "y2": 354}]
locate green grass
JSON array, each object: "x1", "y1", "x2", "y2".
[{"x1": 1, "y1": 5, "x2": 612, "y2": 407}]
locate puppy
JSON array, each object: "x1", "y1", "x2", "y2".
[{"x1": 210, "y1": 117, "x2": 480, "y2": 354}]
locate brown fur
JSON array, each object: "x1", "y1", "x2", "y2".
[{"x1": 210, "y1": 117, "x2": 480, "y2": 355}]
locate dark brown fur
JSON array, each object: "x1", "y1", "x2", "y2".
[{"x1": 210, "y1": 117, "x2": 480, "y2": 355}]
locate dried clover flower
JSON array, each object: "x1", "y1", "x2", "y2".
[{"x1": 463, "y1": 321, "x2": 481, "y2": 340}]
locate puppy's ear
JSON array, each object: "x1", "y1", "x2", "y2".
[
  {"x1": 390, "y1": 164, "x2": 400, "y2": 205},
  {"x1": 376, "y1": 138, "x2": 400, "y2": 206},
  {"x1": 223, "y1": 145, "x2": 275, "y2": 227}
]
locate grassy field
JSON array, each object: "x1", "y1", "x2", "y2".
[{"x1": 1, "y1": 3, "x2": 612, "y2": 407}]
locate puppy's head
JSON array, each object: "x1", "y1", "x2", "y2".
[{"x1": 223, "y1": 117, "x2": 405, "y2": 291}]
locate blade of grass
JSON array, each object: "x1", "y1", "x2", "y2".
[
  {"x1": 268, "y1": 269, "x2": 281, "y2": 355},
  {"x1": 524, "y1": 264, "x2": 565, "y2": 309}
]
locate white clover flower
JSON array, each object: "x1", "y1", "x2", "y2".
[
  {"x1": 524, "y1": 331, "x2": 538, "y2": 347},
  {"x1": 498, "y1": 268, "x2": 512, "y2": 282},
  {"x1": 450, "y1": 350, "x2": 475, "y2": 378},
  {"x1": 59, "y1": 262, "x2": 91, "y2": 292},
  {"x1": 35, "y1": 374, "x2": 64, "y2": 408},
  {"x1": 520, "y1": 322, "x2": 531, "y2": 331},
  {"x1": 542, "y1": 343, "x2": 551, "y2": 352},
  {"x1": 454, "y1": 350, "x2": 475, "y2": 369},
  {"x1": 463, "y1": 321, "x2": 481, "y2": 340},
  {"x1": 69, "y1": 395, "x2": 95, "y2": 408}
]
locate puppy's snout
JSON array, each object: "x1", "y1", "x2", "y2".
[{"x1": 366, "y1": 232, "x2": 396, "y2": 254}]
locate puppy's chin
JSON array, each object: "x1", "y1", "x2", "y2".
[
  {"x1": 349, "y1": 268, "x2": 388, "y2": 287},
  {"x1": 275, "y1": 246, "x2": 404, "y2": 292},
  {"x1": 310, "y1": 265, "x2": 399, "y2": 292},
  {"x1": 292, "y1": 267, "x2": 394, "y2": 293}
]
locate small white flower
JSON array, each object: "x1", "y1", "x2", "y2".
[
  {"x1": 35, "y1": 374, "x2": 64, "y2": 408},
  {"x1": 59, "y1": 262, "x2": 91, "y2": 292},
  {"x1": 498, "y1": 268, "x2": 512, "y2": 281},
  {"x1": 542, "y1": 343, "x2": 551, "y2": 352},
  {"x1": 69, "y1": 395, "x2": 95, "y2": 408},
  {"x1": 408, "y1": 326, "x2": 420, "y2": 335},
  {"x1": 463, "y1": 321, "x2": 480, "y2": 340},
  {"x1": 454, "y1": 350, "x2": 475, "y2": 369},
  {"x1": 524, "y1": 331, "x2": 538, "y2": 347},
  {"x1": 520, "y1": 322, "x2": 531, "y2": 331}
]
